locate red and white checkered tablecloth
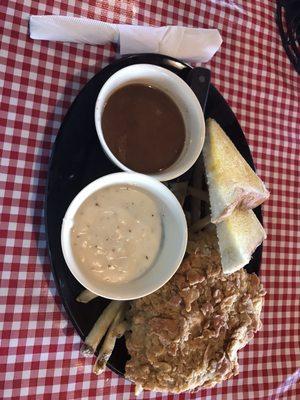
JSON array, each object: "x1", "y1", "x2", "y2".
[{"x1": 1, "y1": 0, "x2": 299, "y2": 399}]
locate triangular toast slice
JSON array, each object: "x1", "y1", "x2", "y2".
[
  {"x1": 203, "y1": 119, "x2": 269, "y2": 223},
  {"x1": 216, "y1": 208, "x2": 266, "y2": 274}
]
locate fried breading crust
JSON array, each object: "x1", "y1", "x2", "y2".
[{"x1": 125, "y1": 231, "x2": 266, "y2": 393}]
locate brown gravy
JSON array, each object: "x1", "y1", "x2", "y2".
[{"x1": 101, "y1": 84, "x2": 185, "y2": 174}]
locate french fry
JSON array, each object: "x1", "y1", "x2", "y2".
[
  {"x1": 187, "y1": 186, "x2": 209, "y2": 202},
  {"x1": 93, "y1": 304, "x2": 128, "y2": 375},
  {"x1": 81, "y1": 300, "x2": 123, "y2": 357},
  {"x1": 76, "y1": 289, "x2": 99, "y2": 303},
  {"x1": 135, "y1": 384, "x2": 143, "y2": 396},
  {"x1": 165, "y1": 181, "x2": 189, "y2": 206},
  {"x1": 190, "y1": 215, "x2": 211, "y2": 233}
]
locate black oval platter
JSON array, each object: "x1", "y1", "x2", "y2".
[{"x1": 45, "y1": 53, "x2": 263, "y2": 377}]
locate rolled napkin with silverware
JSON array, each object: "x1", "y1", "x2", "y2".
[{"x1": 29, "y1": 15, "x2": 222, "y2": 63}]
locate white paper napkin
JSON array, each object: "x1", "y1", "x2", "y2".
[{"x1": 29, "y1": 15, "x2": 222, "y2": 63}]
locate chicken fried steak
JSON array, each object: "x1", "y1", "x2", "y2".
[{"x1": 125, "y1": 230, "x2": 266, "y2": 393}]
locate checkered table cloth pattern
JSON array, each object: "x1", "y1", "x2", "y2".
[{"x1": 1, "y1": 1, "x2": 299, "y2": 399}]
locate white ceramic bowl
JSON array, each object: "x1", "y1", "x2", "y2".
[
  {"x1": 61, "y1": 172, "x2": 187, "y2": 300},
  {"x1": 94, "y1": 64, "x2": 205, "y2": 182}
]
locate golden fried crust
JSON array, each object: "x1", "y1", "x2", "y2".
[{"x1": 125, "y1": 231, "x2": 266, "y2": 393}]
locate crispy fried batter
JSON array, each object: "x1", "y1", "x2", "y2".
[{"x1": 125, "y1": 230, "x2": 266, "y2": 393}]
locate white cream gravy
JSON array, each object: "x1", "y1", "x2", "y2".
[{"x1": 71, "y1": 185, "x2": 162, "y2": 284}]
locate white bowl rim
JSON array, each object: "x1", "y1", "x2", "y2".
[
  {"x1": 61, "y1": 172, "x2": 188, "y2": 300},
  {"x1": 94, "y1": 64, "x2": 205, "y2": 182}
]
